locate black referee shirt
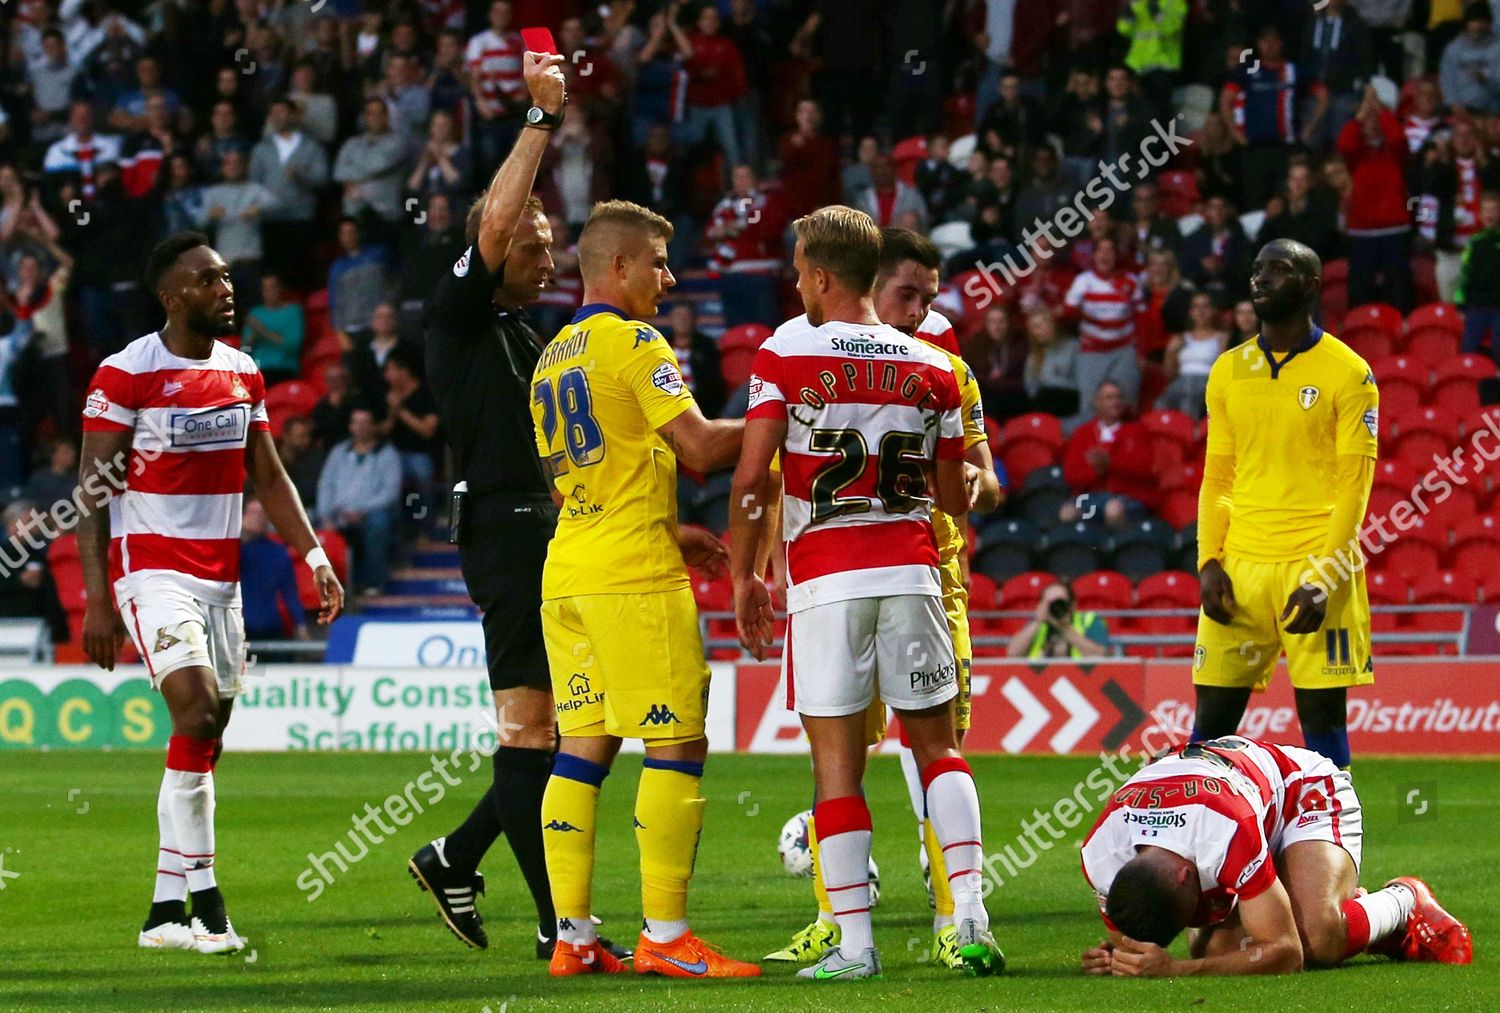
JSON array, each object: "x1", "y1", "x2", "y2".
[{"x1": 423, "y1": 244, "x2": 551, "y2": 497}]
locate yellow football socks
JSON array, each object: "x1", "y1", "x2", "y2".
[
  {"x1": 636, "y1": 758, "x2": 706, "y2": 938},
  {"x1": 542, "y1": 753, "x2": 609, "y2": 938},
  {"x1": 809, "y1": 814, "x2": 834, "y2": 920},
  {"x1": 926, "y1": 817, "x2": 955, "y2": 923}
]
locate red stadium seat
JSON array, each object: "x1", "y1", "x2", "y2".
[
  {"x1": 1375, "y1": 514, "x2": 1444, "y2": 583},
  {"x1": 998, "y1": 571, "x2": 1056, "y2": 611},
  {"x1": 1160, "y1": 460, "x2": 1202, "y2": 493},
  {"x1": 891, "y1": 135, "x2": 928, "y2": 186},
  {"x1": 1407, "y1": 571, "x2": 1478, "y2": 637},
  {"x1": 1001, "y1": 439, "x2": 1058, "y2": 484},
  {"x1": 984, "y1": 415, "x2": 1003, "y2": 460},
  {"x1": 1366, "y1": 569, "x2": 1409, "y2": 633},
  {"x1": 719, "y1": 323, "x2": 772, "y2": 353},
  {"x1": 1433, "y1": 354, "x2": 1497, "y2": 415},
  {"x1": 1072, "y1": 570, "x2": 1134, "y2": 611},
  {"x1": 264, "y1": 380, "x2": 322, "y2": 438},
  {"x1": 1371, "y1": 355, "x2": 1430, "y2": 417},
  {"x1": 1395, "y1": 403, "x2": 1461, "y2": 439},
  {"x1": 1141, "y1": 409, "x2": 1197, "y2": 450},
  {"x1": 968, "y1": 572, "x2": 997, "y2": 611},
  {"x1": 1127, "y1": 613, "x2": 1196, "y2": 656},
  {"x1": 1001, "y1": 412, "x2": 1064, "y2": 451},
  {"x1": 1151, "y1": 435, "x2": 1184, "y2": 474},
  {"x1": 1320, "y1": 261, "x2": 1349, "y2": 331},
  {"x1": 1372, "y1": 459, "x2": 1419, "y2": 495},
  {"x1": 1343, "y1": 303, "x2": 1403, "y2": 347},
  {"x1": 1451, "y1": 516, "x2": 1500, "y2": 597},
  {"x1": 1345, "y1": 331, "x2": 1394, "y2": 363},
  {"x1": 1403, "y1": 301, "x2": 1462, "y2": 341},
  {"x1": 1404, "y1": 328, "x2": 1459, "y2": 366},
  {"x1": 1421, "y1": 481, "x2": 1477, "y2": 528},
  {"x1": 692, "y1": 574, "x2": 732, "y2": 612},
  {"x1": 1135, "y1": 570, "x2": 1199, "y2": 608},
  {"x1": 1158, "y1": 490, "x2": 1199, "y2": 529},
  {"x1": 1463, "y1": 404, "x2": 1500, "y2": 439}
]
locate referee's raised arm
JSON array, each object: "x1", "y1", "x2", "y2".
[{"x1": 473, "y1": 51, "x2": 566, "y2": 273}]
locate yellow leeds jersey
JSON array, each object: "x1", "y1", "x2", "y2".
[
  {"x1": 1205, "y1": 329, "x2": 1378, "y2": 562},
  {"x1": 531, "y1": 304, "x2": 698, "y2": 598},
  {"x1": 917, "y1": 341, "x2": 988, "y2": 564}
]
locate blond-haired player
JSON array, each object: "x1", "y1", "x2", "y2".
[{"x1": 531, "y1": 199, "x2": 759, "y2": 979}]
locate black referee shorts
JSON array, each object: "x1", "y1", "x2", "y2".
[{"x1": 458, "y1": 492, "x2": 557, "y2": 693}]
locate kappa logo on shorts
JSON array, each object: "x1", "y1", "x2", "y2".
[
  {"x1": 544, "y1": 819, "x2": 583, "y2": 832},
  {"x1": 153, "y1": 628, "x2": 181, "y2": 653},
  {"x1": 639, "y1": 703, "x2": 681, "y2": 726}
]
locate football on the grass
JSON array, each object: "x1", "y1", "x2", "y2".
[{"x1": 778, "y1": 809, "x2": 814, "y2": 876}]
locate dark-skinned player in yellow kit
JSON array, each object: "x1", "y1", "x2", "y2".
[{"x1": 1192, "y1": 239, "x2": 1377, "y2": 769}]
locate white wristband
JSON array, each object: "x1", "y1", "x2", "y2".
[{"x1": 304, "y1": 546, "x2": 331, "y2": 572}]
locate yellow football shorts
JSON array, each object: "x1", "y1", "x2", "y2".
[
  {"x1": 542, "y1": 586, "x2": 710, "y2": 740},
  {"x1": 1193, "y1": 555, "x2": 1374, "y2": 691},
  {"x1": 941, "y1": 553, "x2": 973, "y2": 731}
]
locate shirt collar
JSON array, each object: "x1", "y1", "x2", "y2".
[
  {"x1": 571, "y1": 302, "x2": 628, "y2": 324},
  {"x1": 1256, "y1": 325, "x2": 1322, "y2": 359}
]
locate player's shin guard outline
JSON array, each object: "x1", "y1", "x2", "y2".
[
  {"x1": 543, "y1": 753, "x2": 608, "y2": 935},
  {"x1": 636, "y1": 758, "x2": 706, "y2": 932}
]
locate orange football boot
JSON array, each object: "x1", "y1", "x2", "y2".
[
  {"x1": 549, "y1": 938, "x2": 627, "y2": 976},
  {"x1": 1387, "y1": 877, "x2": 1473, "y2": 964},
  {"x1": 633, "y1": 931, "x2": 762, "y2": 978}
]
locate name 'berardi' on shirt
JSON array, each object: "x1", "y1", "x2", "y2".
[{"x1": 538, "y1": 329, "x2": 590, "y2": 369}]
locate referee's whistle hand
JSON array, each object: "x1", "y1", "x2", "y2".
[{"x1": 1199, "y1": 560, "x2": 1235, "y2": 626}]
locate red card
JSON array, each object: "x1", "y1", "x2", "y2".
[{"x1": 520, "y1": 27, "x2": 558, "y2": 55}]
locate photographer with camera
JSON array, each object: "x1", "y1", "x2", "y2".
[{"x1": 1005, "y1": 581, "x2": 1110, "y2": 659}]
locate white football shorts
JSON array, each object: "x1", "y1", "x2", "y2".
[
  {"x1": 121, "y1": 578, "x2": 246, "y2": 697},
  {"x1": 1272, "y1": 745, "x2": 1364, "y2": 872},
  {"x1": 784, "y1": 594, "x2": 957, "y2": 717}
]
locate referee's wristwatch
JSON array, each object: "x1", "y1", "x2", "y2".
[{"x1": 524, "y1": 104, "x2": 565, "y2": 130}]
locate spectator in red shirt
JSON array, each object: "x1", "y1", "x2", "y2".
[
  {"x1": 706, "y1": 163, "x2": 784, "y2": 326},
  {"x1": 465, "y1": 0, "x2": 527, "y2": 175},
  {"x1": 854, "y1": 153, "x2": 929, "y2": 230},
  {"x1": 558, "y1": 15, "x2": 623, "y2": 123},
  {"x1": 1058, "y1": 380, "x2": 1158, "y2": 528},
  {"x1": 670, "y1": 3, "x2": 747, "y2": 169},
  {"x1": 1338, "y1": 84, "x2": 1412, "y2": 311},
  {"x1": 776, "y1": 99, "x2": 841, "y2": 219}
]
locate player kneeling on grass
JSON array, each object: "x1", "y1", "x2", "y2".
[
  {"x1": 731, "y1": 206, "x2": 1005, "y2": 982},
  {"x1": 530, "y1": 199, "x2": 758, "y2": 979},
  {"x1": 79, "y1": 233, "x2": 343, "y2": 954},
  {"x1": 1079, "y1": 735, "x2": 1472, "y2": 976}
]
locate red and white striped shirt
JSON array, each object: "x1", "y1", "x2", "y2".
[
  {"x1": 915, "y1": 308, "x2": 959, "y2": 356},
  {"x1": 747, "y1": 316, "x2": 964, "y2": 613},
  {"x1": 465, "y1": 28, "x2": 526, "y2": 104},
  {"x1": 1081, "y1": 737, "x2": 1312, "y2": 929},
  {"x1": 81, "y1": 333, "x2": 269, "y2": 606},
  {"x1": 1064, "y1": 269, "x2": 1141, "y2": 352}
]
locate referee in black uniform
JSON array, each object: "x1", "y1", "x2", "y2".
[{"x1": 405, "y1": 49, "x2": 620, "y2": 960}]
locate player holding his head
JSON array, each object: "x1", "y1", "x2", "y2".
[
  {"x1": 1079, "y1": 735, "x2": 1471, "y2": 975},
  {"x1": 79, "y1": 232, "x2": 343, "y2": 953},
  {"x1": 530, "y1": 199, "x2": 758, "y2": 979},
  {"x1": 1194, "y1": 239, "x2": 1377, "y2": 766},
  {"x1": 731, "y1": 206, "x2": 1005, "y2": 981},
  {"x1": 763, "y1": 228, "x2": 1004, "y2": 970}
]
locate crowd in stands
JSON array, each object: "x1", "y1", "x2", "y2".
[{"x1": 0, "y1": 0, "x2": 1495, "y2": 657}]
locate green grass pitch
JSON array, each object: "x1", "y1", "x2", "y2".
[{"x1": 2, "y1": 752, "x2": 1494, "y2": 1011}]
